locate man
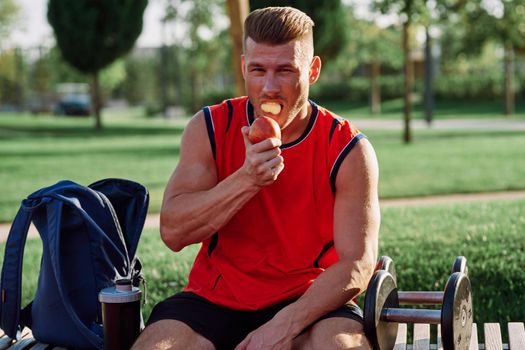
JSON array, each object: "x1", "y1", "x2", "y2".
[{"x1": 133, "y1": 6, "x2": 379, "y2": 350}]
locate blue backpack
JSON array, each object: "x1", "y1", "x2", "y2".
[{"x1": 0, "y1": 179, "x2": 149, "y2": 349}]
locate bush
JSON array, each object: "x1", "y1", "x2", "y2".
[
  {"x1": 311, "y1": 75, "x2": 405, "y2": 103},
  {"x1": 434, "y1": 71, "x2": 522, "y2": 100},
  {"x1": 201, "y1": 87, "x2": 236, "y2": 107}
]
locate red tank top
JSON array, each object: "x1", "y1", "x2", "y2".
[{"x1": 184, "y1": 96, "x2": 364, "y2": 310}]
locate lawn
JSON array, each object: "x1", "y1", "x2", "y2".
[
  {"x1": 1, "y1": 108, "x2": 524, "y2": 223},
  {"x1": 4, "y1": 198, "x2": 523, "y2": 329},
  {"x1": 322, "y1": 98, "x2": 525, "y2": 120}
]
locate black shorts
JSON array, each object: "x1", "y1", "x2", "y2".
[{"x1": 147, "y1": 291, "x2": 364, "y2": 350}]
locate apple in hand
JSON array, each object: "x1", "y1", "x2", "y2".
[{"x1": 248, "y1": 116, "x2": 281, "y2": 144}]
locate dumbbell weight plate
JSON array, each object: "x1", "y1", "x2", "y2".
[
  {"x1": 376, "y1": 256, "x2": 397, "y2": 283},
  {"x1": 452, "y1": 256, "x2": 468, "y2": 276},
  {"x1": 364, "y1": 270, "x2": 399, "y2": 350},
  {"x1": 441, "y1": 272, "x2": 473, "y2": 350}
]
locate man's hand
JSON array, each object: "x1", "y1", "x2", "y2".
[
  {"x1": 234, "y1": 318, "x2": 294, "y2": 350},
  {"x1": 241, "y1": 126, "x2": 285, "y2": 187}
]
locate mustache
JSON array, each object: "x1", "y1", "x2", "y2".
[{"x1": 260, "y1": 94, "x2": 286, "y2": 102}]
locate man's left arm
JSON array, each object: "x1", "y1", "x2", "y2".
[{"x1": 235, "y1": 139, "x2": 380, "y2": 349}]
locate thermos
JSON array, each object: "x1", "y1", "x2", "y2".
[{"x1": 99, "y1": 279, "x2": 142, "y2": 350}]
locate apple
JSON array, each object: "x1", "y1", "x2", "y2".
[{"x1": 248, "y1": 116, "x2": 281, "y2": 143}]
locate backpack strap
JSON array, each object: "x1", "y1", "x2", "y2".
[
  {"x1": 0, "y1": 200, "x2": 38, "y2": 339},
  {"x1": 46, "y1": 200, "x2": 104, "y2": 349}
]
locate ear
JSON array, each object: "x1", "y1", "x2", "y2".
[
  {"x1": 309, "y1": 56, "x2": 322, "y2": 84},
  {"x1": 241, "y1": 55, "x2": 246, "y2": 79}
]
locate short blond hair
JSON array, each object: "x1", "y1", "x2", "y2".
[{"x1": 243, "y1": 7, "x2": 314, "y2": 48}]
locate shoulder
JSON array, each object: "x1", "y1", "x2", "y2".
[
  {"x1": 335, "y1": 138, "x2": 379, "y2": 193},
  {"x1": 315, "y1": 104, "x2": 361, "y2": 139}
]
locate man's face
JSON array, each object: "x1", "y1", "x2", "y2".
[{"x1": 242, "y1": 37, "x2": 321, "y2": 129}]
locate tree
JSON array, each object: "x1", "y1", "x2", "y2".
[
  {"x1": 459, "y1": 0, "x2": 525, "y2": 115},
  {"x1": 250, "y1": 0, "x2": 348, "y2": 63},
  {"x1": 48, "y1": 0, "x2": 147, "y2": 129},
  {"x1": 0, "y1": 0, "x2": 20, "y2": 41},
  {"x1": 226, "y1": 0, "x2": 249, "y2": 97},
  {"x1": 161, "y1": 0, "x2": 231, "y2": 112},
  {"x1": 374, "y1": 0, "x2": 429, "y2": 143},
  {"x1": 342, "y1": 11, "x2": 402, "y2": 114}
]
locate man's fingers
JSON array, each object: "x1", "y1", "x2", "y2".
[{"x1": 234, "y1": 336, "x2": 250, "y2": 350}]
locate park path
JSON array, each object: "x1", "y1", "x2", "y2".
[{"x1": 1, "y1": 190, "x2": 524, "y2": 243}]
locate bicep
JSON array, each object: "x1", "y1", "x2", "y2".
[
  {"x1": 162, "y1": 111, "x2": 217, "y2": 203},
  {"x1": 333, "y1": 138, "x2": 380, "y2": 260}
]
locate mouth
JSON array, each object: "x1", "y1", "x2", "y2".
[{"x1": 261, "y1": 102, "x2": 282, "y2": 116}]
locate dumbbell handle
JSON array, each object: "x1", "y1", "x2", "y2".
[
  {"x1": 398, "y1": 291, "x2": 444, "y2": 305},
  {"x1": 382, "y1": 308, "x2": 442, "y2": 324}
]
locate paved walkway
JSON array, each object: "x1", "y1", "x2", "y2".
[{"x1": 1, "y1": 190, "x2": 524, "y2": 243}]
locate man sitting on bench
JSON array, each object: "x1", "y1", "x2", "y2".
[{"x1": 132, "y1": 6, "x2": 380, "y2": 350}]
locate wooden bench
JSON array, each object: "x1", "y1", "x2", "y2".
[
  {"x1": 394, "y1": 322, "x2": 525, "y2": 350},
  {"x1": 1, "y1": 322, "x2": 524, "y2": 349}
]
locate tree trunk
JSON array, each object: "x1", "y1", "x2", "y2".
[
  {"x1": 190, "y1": 65, "x2": 200, "y2": 112},
  {"x1": 424, "y1": 26, "x2": 434, "y2": 126},
  {"x1": 370, "y1": 56, "x2": 381, "y2": 115},
  {"x1": 225, "y1": 0, "x2": 249, "y2": 97},
  {"x1": 403, "y1": 21, "x2": 413, "y2": 143},
  {"x1": 504, "y1": 46, "x2": 514, "y2": 116},
  {"x1": 91, "y1": 72, "x2": 102, "y2": 130},
  {"x1": 160, "y1": 44, "x2": 169, "y2": 118}
]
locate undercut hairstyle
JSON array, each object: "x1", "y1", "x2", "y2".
[{"x1": 243, "y1": 7, "x2": 314, "y2": 49}]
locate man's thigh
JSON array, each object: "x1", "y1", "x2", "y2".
[
  {"x1": 293, "y1": 317, "x2": 370, "y2": 350},
  {"x1": 135, "y1": 292, "x2": 254, "y2": 349},
  {"x1": 131, "y1": 319, "x2": 215, "y2": 350}
]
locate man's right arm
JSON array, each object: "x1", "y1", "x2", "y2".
[{"x1": 160, "y1": 110, "x2": 283, "y2": 252}]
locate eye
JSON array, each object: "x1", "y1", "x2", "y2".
[{"x1": 279, "y1": 67, "x2": 295, "y2": 73}]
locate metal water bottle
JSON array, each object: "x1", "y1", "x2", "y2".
[{"x1": 99, "y1": 279, "x2": 142, "y2": 350}]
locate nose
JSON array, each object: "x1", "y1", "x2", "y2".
[{"x1": 262, "y1": 72, "x2": 279, "y2": 95}]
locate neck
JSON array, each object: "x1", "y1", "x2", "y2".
[{"x1": 280, "y1": 101, "x2": 312, "y2": 144}]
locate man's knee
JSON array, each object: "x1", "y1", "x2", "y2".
[
  {"x1": 131, "y1": 319, "x2": 215, "y2": 350},
  {"x1": 295, "y1": 317, "x2": 371, "y2": 350}
]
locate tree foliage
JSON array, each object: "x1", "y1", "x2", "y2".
[
  {"x1": 460, "y1": 0, "x2": 525, "y2": 52},
  {"x1": 0, "y1": 0, "x2": 20, "y2": 39},
  {"x1": 161, "y1": 0, "x2": 231, "y2": 111},
  {"x1": 249, "y1": 0, "x2": 348, "y2": 63},
  {"x1": 47, "y1": 0, "x2": 147, "y2": 129},
  {"x1": 47, "y1": 0, "x2": 147, "y2": 74}
]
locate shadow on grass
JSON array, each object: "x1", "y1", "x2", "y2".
[
  {"x1": 0, "y1": 124, "x2": 186, "y2": 139},
  {"x1": 0, "y1": 145, "x2": 181, "y2": 158},
  {"x1": 321, "y1": 98, "x2": 525, "y2": 119}
]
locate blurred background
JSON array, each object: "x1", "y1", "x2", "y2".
[{"x1": 1, "y1": 0, "x2": 524, "y2": 129}]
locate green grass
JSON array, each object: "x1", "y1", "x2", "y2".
[
  {"x1": 0, "y1": 112, "x2": 186, "y2": 223},
  {"x1": 1, "y1": 110, "x2": 524, "y2": 223},
  {"x1": 323, "y1": 98, "x2": 525, "y2": 120},
  {"x1": 3, "y1": 199, "x2": 523, "y2": 326},
  {"x1": 367, "y1": 128, "x2": 525, "y2": 198}
]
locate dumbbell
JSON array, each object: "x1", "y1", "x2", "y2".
[{"x1": 364, "y1": 256, "x2": 473, "y2": 350}]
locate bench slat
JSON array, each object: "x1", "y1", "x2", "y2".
[
  {"x1": 508, "y1": 322, "x2": 525, "y2": 350},
  {"x1": 394, "y1": 323, "x2": 408, "y2": 350},
  {"x1": 469, "y1": 323, "x2": 479, "y2": 350},
  {"x1": 26, "y1": 344, "x2": 50, "y2": 350},
  {"x1": 414, "y1": 323, "x2": 430, "y2": 350},
  {"x1": 0, "y1": 335, "x2": 14, "y2": 350},
  {"x1": 485, "y1": 323, "x2": 503, "y2": 350},
  {"x1": 9, "y1": 337, "x2": 36, "y2": 350},
  {"x1": 437, "y1": 325, "x2": 443, "y2": 350}
]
